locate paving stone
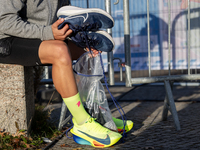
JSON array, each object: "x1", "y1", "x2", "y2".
[{"x1": 44, "y1": 85, "x2": 200, "y2": 150}]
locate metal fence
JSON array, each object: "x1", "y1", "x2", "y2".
[{"x1": 120, "y1": 0, "x2": 200, "y2": 87}]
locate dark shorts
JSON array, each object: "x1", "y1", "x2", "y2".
[{"x1": 0, "y1": 37, "x2": 42, "y2": 66}]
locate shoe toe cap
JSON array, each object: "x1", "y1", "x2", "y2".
[
  {"x1": 109, "y1": 131, "x2": 122, "y2": 139},
  {"x1": 126, "y1": 120, "x2": 134, "y2": 131}
]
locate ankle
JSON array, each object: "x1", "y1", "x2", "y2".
[{"x1": 75, "y1": 116, "x2": 90, "y2": 125}]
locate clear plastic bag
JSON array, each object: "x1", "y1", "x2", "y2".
[{"x1": 73, "y1": 52, "x2": 117, "y2": 131}]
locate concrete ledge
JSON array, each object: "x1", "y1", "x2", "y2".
[{"x1": 0, "y1": 64, "x2": 34, "y2": 134}]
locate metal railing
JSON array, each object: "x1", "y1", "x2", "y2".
[{"x1": 106, "y1": 0, "x2": 200, "y2": 87}]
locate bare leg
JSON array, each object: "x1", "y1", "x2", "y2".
[
  {"x1": 38, "y1": 40, "x2": 84, "y2": 98},
  {"x1": 39, "y1": 39, "x2": 91, "y2": 125}
]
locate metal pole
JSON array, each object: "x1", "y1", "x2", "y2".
[
  {"x1": 147, "y1": 0, "x2": 151, "y2": 77},
  {"x1": 124, "y1": 0, "x2": 132, "y2": 87},
  {"x1": 105, "y1": 0, "x2": 115, "y2": 85},
  {"x1": 44, "y1": 66, "x2": 49, "y2": 88},
  {"x1": 164, "y1": 80, "x2": 181, "y2": 131},
  {"x1": 187, "y1": 0, "x2": 191, "y2": 75},
  {"x1": 168, "y1": 0, "x2": 171, "y2": 76},
  {"x1": 86, "y1": 0, "x2": 89, "y2": 8}
]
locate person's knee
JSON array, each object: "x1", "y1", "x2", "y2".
[
  {"x1": 39, "y1": 40, "x2": 72, "y2": 66},
  {"x1": 53, "y1": 42, "x2": 72, "y2": 67}
]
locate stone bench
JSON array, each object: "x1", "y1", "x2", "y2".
[{"x1": 0, "y1": 64, "x2": 35, "y2": 134}]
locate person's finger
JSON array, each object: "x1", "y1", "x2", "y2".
[
  {"x1": 85, "y1": 47, "x2": 101, "y2": 57},
  {"x1": 92, "y1": 49, "x2": 99, "y2": 54},
  {"x1": 64, "y1": 28, "x2": 73, "y2": 37},
  {"x1": 62, "y1": 24, "x2": 70, "y2": 32},
  {"x1": 53, "y1": 18, "x2": 64, "y2": 28},
  {"x1": 85, "y1": 47, "x2": 90, "y2": 51}
]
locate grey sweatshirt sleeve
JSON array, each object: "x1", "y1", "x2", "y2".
[{"x1": 0, "y1": 0, "x2": 54, "y2": 40}]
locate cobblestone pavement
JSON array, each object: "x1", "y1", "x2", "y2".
[{"x1": 46, "y1": 85, "x2": 200, "y2": 150}]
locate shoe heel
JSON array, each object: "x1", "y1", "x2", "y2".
[{"x1": 72, "y1": 133, "x2": 91, "y2": 146}]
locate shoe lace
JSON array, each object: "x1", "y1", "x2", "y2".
[
  {"x1": 69, "y1": 22, "x2": 100, "y2": 34},
  {"x1": 78, "y1": 32, "x2": 99, "y2": 50},
  {"x1": 68, "y1": 20, "x2": 100, "y2": 53}
]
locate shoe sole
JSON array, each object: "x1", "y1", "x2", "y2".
[
  {"x1": 70, "y1": 128, "x2": 121, "y2": 148},
  {"x1": 57, "y1": 6, "x2": 114, "y2": 28}
]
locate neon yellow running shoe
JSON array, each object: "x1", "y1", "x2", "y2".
[
  {"x1": 70, "y1": 117, "x2": 122, "y2": 148},
  {"x1": 112, "y1": 117, "x2": 134, "y2": 133}
]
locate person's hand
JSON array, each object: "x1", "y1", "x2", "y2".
[
  {"x1": 51, "y1": 18, "x2": 73, "y2": 40},
  {"x1": 85, "y1": 47, "x2": 102, "y2": 57}
]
